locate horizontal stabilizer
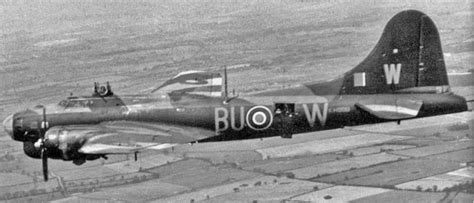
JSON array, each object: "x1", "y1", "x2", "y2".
[{"x1": 356, "y1": 99, "x2": 423, "y2": 120}]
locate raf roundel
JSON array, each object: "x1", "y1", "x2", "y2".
[{"x1": 246, "y1": 106, "x2": 273, "y2": 131}]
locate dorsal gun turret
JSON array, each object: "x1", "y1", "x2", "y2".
[{"x1": 93, "y1": 82, "x2": 114, "y2": 97}]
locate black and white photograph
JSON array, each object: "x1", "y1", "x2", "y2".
[{"x1": 0, "y1": 0, "x2": 473, "y2": 202}]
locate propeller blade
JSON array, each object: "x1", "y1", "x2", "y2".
[
  {"x1": 41, "y1": 107, "x2": 47, "y2": 136},
  {"x1": 42, "y1": 107, "x2": 46, "y2": 127},
  {"x1": 41, "y1": 148, "x2": 48, "y2": 181}
]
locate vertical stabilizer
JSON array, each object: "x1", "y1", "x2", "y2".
[{"x1": 338, "y1": 10, "x2": 448, "y2": 94}]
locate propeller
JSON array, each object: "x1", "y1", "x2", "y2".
[{"x1": 34, "y1": 106, "x2": 49, "y2": 181}]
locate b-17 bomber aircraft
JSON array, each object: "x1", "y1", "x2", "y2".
[{"x1": 2, "y1": 10, "x2": 468, "y2": 181}]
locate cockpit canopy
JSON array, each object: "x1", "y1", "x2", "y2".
[{"x1": 56, "y1": 82, "x2": 115, "y2": 108}]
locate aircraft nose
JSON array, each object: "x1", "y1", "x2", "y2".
[{"x1": 3, "y1": 114, "x2": 13, "y2": 138}]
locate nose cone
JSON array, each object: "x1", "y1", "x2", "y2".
[{"x1": 3, "y1": 114, "x2": 13, "y2": 138}]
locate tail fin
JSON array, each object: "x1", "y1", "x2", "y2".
[{"x1": 340, "y1": 10, "x2": 448, "y2": 94}]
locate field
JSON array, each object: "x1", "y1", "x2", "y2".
[
  {"x1": 391, "y1": 140, "x2": 472, "y2": 158},
  {"x1": 159, "y1": 176, "x2": 331, "y2": 202},
  {"x1": 315, "y1": 156, "x2": 465, "y2": 186},
  {"x1": 241, "y1": 153, "x2": 348, "y2": 173},
  {"x1": 291, "y1": 153, "x2": 406, "y2": 179},
  {"x1": 291, "y1": 185, "x2": 391, "y2": 202},
  {"x1": 64, "y1": 180, "x2": 190, "y2": 202},
  {"x1": 346, "y1": 144, "x2": 415, "y2": 156},
  {"x1": 352, "y1": 190, "x2": 474, "y2": 203},
  {"x1": 181, "y1": 150, "x2": 263, "y2": 164},
  {"x1": 396, "y1": 167, "x2": 473, "y2": 191}
]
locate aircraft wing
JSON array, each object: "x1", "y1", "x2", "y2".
[{"x1": 48, "y1": 121, "x2": 216, "y2": 155}]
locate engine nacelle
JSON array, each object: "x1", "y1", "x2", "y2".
[
  {"x1": 23, "y1": 127, "x2": 102, "y2": 165},
  {"x1": 43, "y1": 127, "x2": 86, "y2": 161}
]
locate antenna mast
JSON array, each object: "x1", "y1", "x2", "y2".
[{"x1": 224, "y1": 65, "x2": 228, "y2": 99}]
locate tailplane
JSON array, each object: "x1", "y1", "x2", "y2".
[{"x1": 151, "y1": 71, "x2": 223, "y2": 97}]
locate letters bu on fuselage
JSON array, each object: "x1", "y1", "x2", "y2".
[{"x1": 214, "y1": 103, "x2": 328, "y2": 134}]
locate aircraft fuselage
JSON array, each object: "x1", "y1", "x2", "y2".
[{"x1": 7, "y1": 91, "x2": 467, "y2": 143}]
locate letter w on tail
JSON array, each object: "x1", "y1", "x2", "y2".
[{"x1": 383, "y1": 63, "x2": 402, "y2": 85}]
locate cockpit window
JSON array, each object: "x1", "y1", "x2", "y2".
[
  {"x1": 58, "y1": 100, "x2": 68, "y2": 107},
  {"x1": 58, "y1": 99, "x2": 91, "y2": 108},
  {"x1": 70, "y1": 101, "x2": 84, "y2": 108}
]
